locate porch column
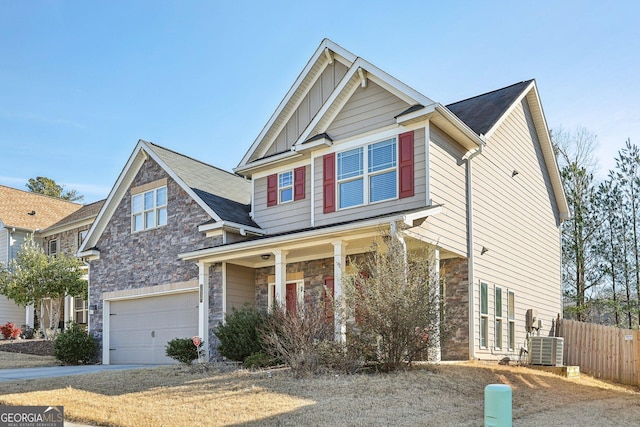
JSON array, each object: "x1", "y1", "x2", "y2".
[
  {"x1": 198, "y1": 261, "x2": 210, "y2": 361},
  {"x1": 332, "y1": 240, "x2": 347, "y2": 342},
  {"x1": 430, "y1": 248, "x2": 442, "y2": 362},
  {"x1": 64, "y1": 295, "x2": 72, "y2": 327},
  {"x1": 274, "y1": 250, "x2": 288, "y2": 306},
  {"x1": 25, "y1": 305, "x2": 34, "y2": 328}
]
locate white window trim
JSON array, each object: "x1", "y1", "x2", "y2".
[
  {"x1": 480, "y1": 281, "x2": 488, "y2": 349},
  {"x1": 48, "y1": 239, "x2": 58, "y2": 256},
  {"x1": 268, "y1": 280, "x2": 304, "y2": 310},
  {"x1": 131, "y1": 186, "x2": 168, "y2": 233},
  {"x1": 278, "y1": 171, "x2": 293, "y2": 204},
  {"x1": 336, "y1": 137, "x2": 398, "y2": 210},
  {"x1": 507, "y1": 290, "x2": 516, "y2": 351},
  {"x1": 495, "y1": 286, "x2": 503, "y2": 350},
  {"x1": 74, "y1": 296, "x2": 88, "y2": 324}
]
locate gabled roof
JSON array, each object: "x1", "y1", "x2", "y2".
[
  {"x1": 79, "y1": 140, "x2": 259, "y2": 254},
  {"x1": 42, "y1": 199, "x2": 106, "y2": 233},
  {"x1": 447, "y1": 80, "x2": 533, "y2": 136},
  {"x1": 235, "y1": 39, "x2": 484, "y2": 175},
  {"x1": 0, "y1": 185, "x2": 82, "y2": 231}
]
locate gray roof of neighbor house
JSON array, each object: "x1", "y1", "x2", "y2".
[
  {"x1": 44, "y1": 199, "x2": 106, "y2": 231},
  {"x1": 446, "y1": 80, "x2": 533, "y2": 136},
  {"x1": 0, "y1": 185, "x2": 82, "y2": 231},
  {"x1": 144, "y1": 142, "x2": 257, "y2": 227}
]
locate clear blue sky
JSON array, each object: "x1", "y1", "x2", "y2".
[{"x1": 1, "y1": 1, "x2": 638, "y2": 203}]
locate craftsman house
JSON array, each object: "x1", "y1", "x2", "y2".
[{"x1": 80, "y1": 39, "x2": 568, "y2": 364}]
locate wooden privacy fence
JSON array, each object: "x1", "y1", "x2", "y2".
[{"x1": 558, "y1": 319, "x2": 640, "y2": 386}]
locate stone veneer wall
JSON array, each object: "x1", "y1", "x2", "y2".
[
  {"x1": 42, "y1": 225, "x2": 92, "y2": 257},
  {"x1": 88, "y1": 158, "x2": 221, "y2": 360},
  {"x1": 440, "y1": 257, "x2": 470, "y2": 360},
  {"x1": 255, "y1": 257, "x2": 339, "y2": 312}
]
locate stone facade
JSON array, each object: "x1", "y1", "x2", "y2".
[
  {"x1": 42, "y1": 225, "x2": 91, "y2": 257},
  {"x1": 88, "y1": 158, "x2": 221, "y2": 358},
  {"x1": 440, "y1": 257, "x2": 470, "y2": 360}
]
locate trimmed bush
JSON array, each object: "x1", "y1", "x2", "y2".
[
  {"x1": 54, "y1": 323, "x2": 97, "y2": 365},
  {"x1": 0, "y1": 322, "x2": 22, "y2": 340},
  {"x1": 216, "y1": 305, "x2": 267, "y2": 362},
  {"x1": 20, "y1": 324, "x2": 35, "y2": 339},
  {"x1": 166, "y1": 337, "x2": 203, "y2": 364}
]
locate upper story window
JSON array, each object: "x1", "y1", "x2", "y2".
[
  {"x1": 337, "y1": 138, "x2": 397, "y2": 209},
  {"x1": 323, "y1": 130, "x2": 413, "y2": 214},
  {"x1": 48, "y1": 239, "x2": 58, "y2": 256},
  {"x1": 132, "y1": 186, "x2": 167, "y2": 232},
  {"x1": 279, "y1": 171, "x2": 293, "y2": 203}
]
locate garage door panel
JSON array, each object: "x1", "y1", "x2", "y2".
[{"x1": 109, "y1": 291, "x2": 198, "y2": 364}]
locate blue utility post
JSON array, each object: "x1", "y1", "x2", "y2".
[{"x1": 484, "y1": 384, "x2": 512, "y2": 427}]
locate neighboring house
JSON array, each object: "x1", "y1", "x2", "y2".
[
  {"x1": 0, "y1": 185, "x2": 83, "y2": 328},
  {"x1": 80, "y1": 39, "x2": 568, "y2": 364},
  {"x1": 40, "y1": 199, "x2": 105, "y2": 328}
]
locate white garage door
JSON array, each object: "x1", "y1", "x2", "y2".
[{"x1": 108, "y1": 291, "x2": 198, "y2": 364}]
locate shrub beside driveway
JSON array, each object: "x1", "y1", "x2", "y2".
[{"x1": 0, "y1": 361, "x2": 639, "y2": 426}]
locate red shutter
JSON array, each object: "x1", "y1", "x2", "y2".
[
  {"x1": 267, "y1": 174, "x2": 278, "y2": 207},
  {"x1": 398, "y1": 131, "x2": 415, "y2": 199},
  {"x1": 294, "y1": 166, "x2": 306, "y2": 201},
  {"x1": 323, "y1": 153, "x2": 336, "y2": 213},
  {"x1": 286, "y1": 283, "x2": 297, "y2": 316}
]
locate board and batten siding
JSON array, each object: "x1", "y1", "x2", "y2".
[
  {"x1": 326, "y1": 81, "x2": 410, "y2": 142},
  {"x1": 314, "y1": 128, "x2": 427, "y2": 227},
  {"x1": 225, "y1": 263, "x2": 255, "y2": 311},
  {"x1": 416, "y1": 124, "x2": 469, "y2": 257},
  {"x1": 253, "y1": 166, "x2": 312, "y2": 234},
  {"x1": 265, "y1": 61, "x2": 349, "y2": 157},
  {"x1": 471, "y1": 98, "x2": 562, "y2": 358}
]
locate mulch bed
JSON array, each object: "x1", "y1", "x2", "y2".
[{"x1": 0, "y1": 339, "x2": 54, "y2": 356}]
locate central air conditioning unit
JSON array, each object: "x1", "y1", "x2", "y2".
[{"x1": 528, "y1": 336, "x2": 564, "y2": 366}]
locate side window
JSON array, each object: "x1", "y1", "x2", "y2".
[
  {"x1": 279, "y1": 171, "x2": 293, "y2": 203},
  {"x1": 508, "y1": 291, "x2": 515, "y2": 350},
  {"x1": 48, "y1": 239, "x2": 58, "y2": 256},
  {"x1": 495, "y1": 287, "x2": 503, "y2": 350},
  {"x1": 480, "y1": 282, "x2": 488, "y2": 348}
]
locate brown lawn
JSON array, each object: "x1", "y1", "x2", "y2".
[{"x1": 0, "y1": 359, "x2": 639, "y2": 426}]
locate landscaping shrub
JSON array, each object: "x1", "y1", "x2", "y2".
[
  {"x1": 0, "y1": 322, "x2": 22, "y2": 340},
  {"x1": 261, "y1": 300, "x2": 336, "y2": 377},
  {"x1": 166, "y1": 337, "x2": 204, "y2": 364},
  {"x1": 243, "y1": 351, "x2": 277, "y2": 369},
  {"x1": 216, "y1": 305, "x2": 267, "y2": 362},
  {"x1": 54, "y1": 323, "x2": 97, "y2": 365},
  {"x1": 20, "y1": 324, "x2": 35, "y2": 339}
]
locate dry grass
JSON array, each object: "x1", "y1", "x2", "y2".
[
  {"x1": 0, "y1": 351, "x2": 58, "y2": 369},
  {"x1": 0, "y1": 360, "x2": 639, "y2": 426}
]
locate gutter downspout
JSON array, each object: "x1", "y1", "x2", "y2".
[{"x1": 462, "y1": 140, "x2": 484, "y2": 360}]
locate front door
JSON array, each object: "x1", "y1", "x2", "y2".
[{"x1": 286, "y1": 283, "x2": 297, "y2": 315}]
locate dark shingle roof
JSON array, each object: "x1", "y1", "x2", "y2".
[
  {"x1": 191, "y1": 188, "x2": 259, "y2": 228},
  {"x1": 44, "y1": 199, "x2": 105, "y2": 231},
  {"x1": 446, "y1": 80, "x2": 533, "y2": 136}
]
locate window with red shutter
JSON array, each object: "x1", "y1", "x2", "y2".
[
  {"x1": 398, "y1": 131, "x2": 414, "y2": 199},
  {"x1": 294, "y1": 166, "x2": 305, "y2": 201},
  {"x1": 323, "y1": 153, "x2": 336, "y2": 213},
  {"x1": 267, "y1": 174, "x2": 278, "y2": 207}
]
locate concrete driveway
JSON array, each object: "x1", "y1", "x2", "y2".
[{"x1": 0, "y1": 364, "x2": 159, "y2": 381}]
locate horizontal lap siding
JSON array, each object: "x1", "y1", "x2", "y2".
[
  {"x1": 473, "y1": 99, "x2": 562, "y2": 357},
  {"x1": 419, "y1": 124, "x2": 468, "y2": 256},
  {"x1": 327, "y1": 82, "x2": 409, "y2": 141},
  {"x1": 314, "y1": 128, "x2": 426, "y2": 226},
  {"x1": 0, "y1": 229, "x2": 7, "y2": 264},
  {"x1": 226, "y1": 263, "x2": 255, "y2": 311},
  {"x1": 253, "y1": 167, "x2": 312, "y2": 234},
  {"x1": 265, "y1": 62, "x2": 348, "y2": 157}
]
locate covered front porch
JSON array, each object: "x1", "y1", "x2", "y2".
[{"x1": 180, "y1": 207, "x2": 464, "y2": 361}]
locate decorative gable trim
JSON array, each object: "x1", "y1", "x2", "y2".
[{"x1": 238, "y1": 39, "x2": 357, "y2": 169}]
